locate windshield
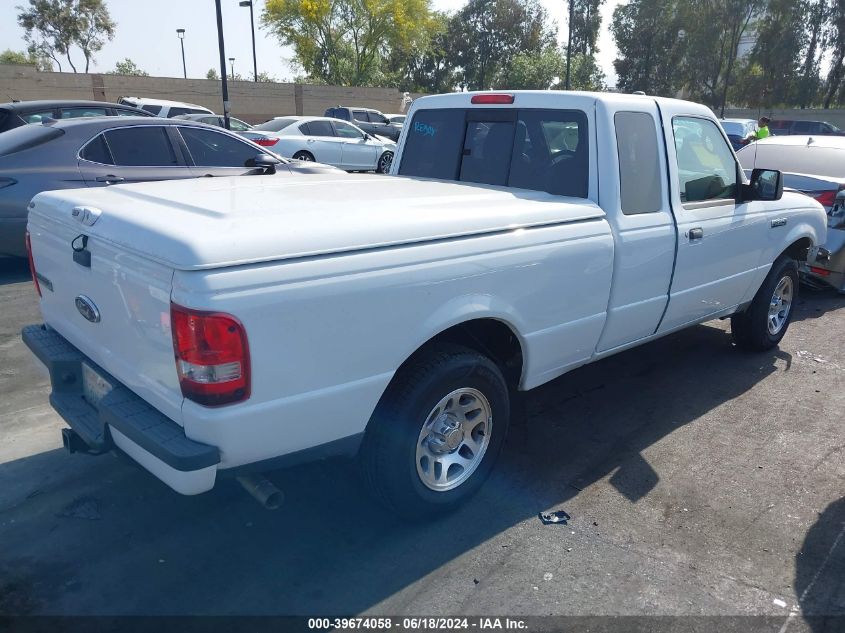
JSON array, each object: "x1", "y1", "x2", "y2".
[{"x1": 254, "y1": 117, "x2": 298, "y2": 132}]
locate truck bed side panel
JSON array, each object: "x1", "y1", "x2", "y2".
[{"x1": 173, "y1": 218, "x2": 614, "y2": 469}]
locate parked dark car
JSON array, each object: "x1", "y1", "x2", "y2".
[
  {"x1": 0, "y1": 100, "x2": 151, "y2": 134},
  {"x1": 324, "y1": 106, "x2": 401, "y2": 141},
  {"x1": 0, "y1": 117, "x2": 336, "y2": 258},
  {"x1": 769, "y1": 119, "x2": 844, "y2": 136}
]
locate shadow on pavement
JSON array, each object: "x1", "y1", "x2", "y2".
[
  {"x1": 0, "y1": 257, "x2": 30, "y2": 286},
  {"x1": 0, "y1": 320, "x2": 802, "y2": 616},
  {"x1": 793, "y1": 286, "x2": 845, "y2": 323},
  {"x1": 794, "y1": 496, "x2": 845, "y2": 632}
]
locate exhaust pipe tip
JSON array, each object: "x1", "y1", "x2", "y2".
[
  {"x1": 61, "y1": 428, "x2": 89, "y2": 454},
  {"x1": 236, "y1": 473, "x2": 284, "y2": 510}
]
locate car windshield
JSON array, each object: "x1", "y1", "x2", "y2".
[{"x1": 254, "y1": 117, "x2": 298, "y2": 132}]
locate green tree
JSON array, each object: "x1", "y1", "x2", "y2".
[
  {"x1": 824, "y1": 0, "x2": 845, "y2": 108},
  {"x1": 206, "y1": 67, "x2": 220, "y2": 81},
  {"x1": 0, "y1": 48, "x2": 52, "y2": 70},
  {"x1": 107, "y1": 57, "x2": 148, "y2": 76},
  {"x1": 495, "y1": 46, "x2": 564, "y2": 89},
  {"x1": 566, "y1": 52, "x2": 606, "y2": 90},
  {"x1": 261, "y1": 0, "x2": 431, "y2": 86},
  {"x1": 385, "y1": 11, "x2": 457, "y2": 92},
  {"x1": 569, "y1": 0, "x2": 603, "y2": 56},
  {"x1": 16, "y1": 0, "x2": 115, "y2": 73},
  {"x1": 448, "y1": 0, "x2": 556, "y2": 91},
  {"x1": 611, "y1": 0, "x2": 686, "y2": 96}
]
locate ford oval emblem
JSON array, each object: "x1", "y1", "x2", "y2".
[{"x1": 75, "y1": 295, "x2": 100, "y2": 323}]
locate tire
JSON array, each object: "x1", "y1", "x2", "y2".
[
  {"x1": 292, "y1": 150, "x2": 314, "y2": 162},
  {"x1": 731, "y1": 256, "x2": 799, "y2": 351},
  {"x1": 376, "y1": 151, "x2": 393, "y2": 174},
  {"x1": 359, "y1": 344, "x2": 510, "y2": 520}
]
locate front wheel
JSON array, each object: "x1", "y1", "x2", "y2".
[
  {"x1": 731, "y1": 257, "x2": 799, "y2": 351},
  {"x1": 376, "y1": 151, "x2": 394, "y2": 174},
  {"x1": 359, "y1": 344, "x2": 510, "y2": 520}
]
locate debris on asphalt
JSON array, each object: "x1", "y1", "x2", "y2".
[
  {"x1": 773, "y1": 598, "x2": 787, "y2": 608},
  {"x1": 543, "y1": 573, "x2": 553, "y2": 581},
  {"x1": 539, "y1": 510, "x2": 571, "y2": 525},
  {"x1": 473, "y1": 578, "x2": 479, "y2": 585},
  {"x1": 57, "y1": 497, "x2": 100, "y2": 520}
]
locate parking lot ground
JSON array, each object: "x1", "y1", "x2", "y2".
[{"x1": 0, "y1": 257, "x2": 843, "y2": 625}]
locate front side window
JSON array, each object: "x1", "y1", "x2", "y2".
[
  {"x1": 141, "y1": 104, "x2": 162, "y2": 115},
  {"x1": 399, "y1": 108, "x2": 589, "y2": 198},
  {"x1": 22, "y1": 110, "x2": 55, "y2": 124},
  {"x1": 229, "y1": 118, "x2": 251, "y2": 131},
  {"x1": 333, "y1": 121, "x2": 364, "y2": 139},
  {"x1": 369, "y1": 112, "x2": 388, "y2": 124},
  {"x1": 672, "y1": 116, "x2": 737, "y2": 203},
  {"x1": 352, "y1": 110, "x2": 369, "y2": 122},
  {"x1": 179, "y1": 127, "x2": 256, "y2": 167},
  {"x1": 103, "y1": 127, "x2": 179, "y2": 166},
  {"x1": 116, "y1": 108, "x2": 147, "y2": 117}
]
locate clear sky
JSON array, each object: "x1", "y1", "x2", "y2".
[{"x1": 0, "y1": 0, "x2": 623, "y2": 86}]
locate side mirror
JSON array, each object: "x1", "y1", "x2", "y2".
[
  {"x1": 246, "y1": 152, "x2": 281, "y2": 174},
  {"x1": 742, "y1": 168, "x2": 783, "y2": 202}
]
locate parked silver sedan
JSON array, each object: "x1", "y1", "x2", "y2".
[{"x1": 0, "y1": 117, "x2": 336, "y2": 258}]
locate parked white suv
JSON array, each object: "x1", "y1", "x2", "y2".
[{"x1": 117, "y1": 97, "x2": 213, "y2": 118}]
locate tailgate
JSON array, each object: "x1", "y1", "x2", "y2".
[{"x1": 27, "y1": 197, "x2": 184, "y2": 425}]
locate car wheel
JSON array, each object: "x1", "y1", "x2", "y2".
[
  {"x1": 377, "y1": 151, "x2": 393, "y2": 174},
  {"x1": 731, "y1": 256, "x2": 799, "y2": 351},
  {"x1": 359, "y1": 343, "x2": 510, "y2": 520},
  {"x1": 292, "y1": 151, "x2": 314, "y2": 162}
]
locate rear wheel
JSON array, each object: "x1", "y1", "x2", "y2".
[
  {"x1": 731, "y1": 256, "x2": 798, "y2": 351},
  {"x1": 359, "y1": 344, "x2": 510, "y2": 520},
  {"x1": 292, "y1": 150, "x2": 314, "y2": 162}
]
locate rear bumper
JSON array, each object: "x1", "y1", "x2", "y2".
[
  {"x1": 22, "y1": 324, "x2": 220, "y2": 495},
  {"x1": 805, "y1": 232, "x2": 845, "y2": 292}
]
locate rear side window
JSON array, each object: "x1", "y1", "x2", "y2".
[
  {"x1": 307, "y1": 120, "x2": 335, "y2": 136},
  {"x1": 21, "y1": 110, "x2": 55, "y2": 124},
  {"x1": 103, "y1": 127, "x2": 179, "y2": 166},
  {"x1": 116, "y1": 108, "x2": 148, "y2": 117},
  {"x1": 255, "y1": 117, "x2": 297, "y2": 132},
  {"x1": 179, "y1": 126, "x2": 256, "y2": 167},
  {"x1": 0, "y1": 124, "x2": 64, "y2": 156},
  {"x1": 79, "y1": 134, "x2": 113, "y2": 164},
  {"x1": 400, "y1": 108, "x2": 589, "y2": 198},
  {"x1": 615, "y1": 111, "x2": 662, "y2": 214},
  {"x1": 141, "y1": 104, "x2": 162, "y2": 115}
]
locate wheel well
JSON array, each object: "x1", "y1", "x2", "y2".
[
  {"x1": 781, "y1": 237, "x2": 813, "y2": 262},
  {"x1": 405, "y1": 319, "x2": 524, "y2": 388}
]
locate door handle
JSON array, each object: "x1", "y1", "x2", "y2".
[
  {"x1": 95, "y1": 175, "x2": 124, "y2": 183},
  {"x1": 306, "y1": 139, "x2": 315, "y2": 143},
  {"x1": 688, "y1": 227, "x2": 704, "y2": 240}
]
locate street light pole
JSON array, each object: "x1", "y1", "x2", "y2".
[
  {"x1": 229, "y1": 57, "x2": 235, "y2": 81},
  {"x1": 564, "y1": 0, "x2": 573, "y2": 90},
  {"x1": 176, "y1": 28, "x2": 186, "y2": 79},
  {"x1": 214, "y1": 0, "x2": 231, "y2": 129},
  {"x1": 239, "y1": 0, "x2": 258, "y2": 82}
]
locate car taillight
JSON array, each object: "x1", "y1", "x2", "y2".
[
  {"x1": 254, "y1": 138, "x2": 278, "y2": 147},
  {"x1": 812, "y1": 190, "x2": 837, "y2": 207},
  {"x1": 471, "y1": 94, "x2": 515, "y2": 105},
  {"x1": 171, "y1": 303, "x2": 250, "y2": 406},
  {"x1": 25, "y1": 231, "x2": 41, "y2": 297}
]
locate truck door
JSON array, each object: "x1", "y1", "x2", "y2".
[
  {"x1": 656, "y1": 106, "x2": 767, "y2": 332},
  {"x1": 595, "y1": 99, "x2": 677, "y2": 352}
]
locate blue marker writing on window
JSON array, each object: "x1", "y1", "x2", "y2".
[{"x1": 414, "y1": 122, "x2": 436, "y2": 137}]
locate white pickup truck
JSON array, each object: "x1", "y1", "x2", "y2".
[{"x1": 23, "y1": 92, "x2": 827, "y2": 518}]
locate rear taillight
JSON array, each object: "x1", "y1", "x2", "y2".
[
  {"x1": 25, "y1": 231, "x2": 41, "y2": 297},
  {"x1": 171, "y1": 303, "x2": 250, "y2": 406},
  {"x1": 812, "y1": 190, "x2": 837, "y2": 207},
  {"x1": 254, "y1": 138, "x2": 279, "y2": 147},
  {"x1": 471, "y1": 93, "x2": 515, "y2": 105}
]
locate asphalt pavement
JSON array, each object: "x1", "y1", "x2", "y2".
[{"x1": 0, "y1": 257, "x2": 843, "y2": 629}]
